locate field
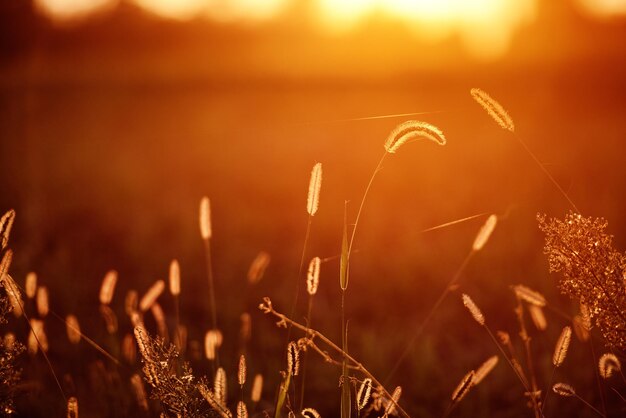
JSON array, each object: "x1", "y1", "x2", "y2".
[{"x1": 1, "y1": 2, "x2": 626, "y2": 418}]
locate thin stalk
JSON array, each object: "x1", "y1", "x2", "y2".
[
  {"x1": 287, "y1": 216, "x2": 312, "y2": 342},
  {"x1": 347, "y1": 153, "x2": 387, "y2": 263},
  {"x1": 260, "y1": 298, "x2": 410, "y2": 418},
  {"x1": 481, "y1": 324, "x2": 542, "y2": 416},
  {"x1": 385, "y1": 251, "x2": 474, "y2": 384},
  {"x1": 299, "y1": 296, "x2": 314, "y2": 411},
  {"x1": 6, "y1": 280, "x2": 66, "y2": 401},
  {"x1": 513, "y1": 132, "x2": 579, "y2": 213},
  {"x1": 572, "y1": 393, "x2": 606, "y2": 417},
  {"x1": 203, "y1": 238, "x2": 220, "y2": 370},
  {"x1": 590, "y1": 337, "x2": 607, "y2": 417},
  {"x1": 513, "y1": 298, "x2": 542, "y2": 418}
]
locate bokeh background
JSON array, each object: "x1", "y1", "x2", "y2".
[{"x1": 1, "y1": 1, "x2": 626, "y2": 417}]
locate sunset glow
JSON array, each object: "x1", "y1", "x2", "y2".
[{"x1": 28, "y1": 0, "x2": 626, "y2": 57}]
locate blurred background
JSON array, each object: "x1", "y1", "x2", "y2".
[{"x1": 1, "y1": 1, "x2": 626, "y2": 417}]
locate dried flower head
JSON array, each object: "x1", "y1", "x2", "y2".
[
  {"x1": 384, "y1": 120, "x2": 446, "y2": 153},
  {"x1": 538, "y1": 213, "x2": 626, "y2": 349}
]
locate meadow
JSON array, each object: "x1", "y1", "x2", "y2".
[{"x1": 0, "y1": 74, "x2": 625, "y2": 418}]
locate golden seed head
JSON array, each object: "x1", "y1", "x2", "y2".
[
  {"x1": 512, "y1": 285, "x2": 547, "y2": 307},
  {"x1": 214, "y1": 367, "x2": 227, "y2": 405},
  {"x1": 28, "y1": 318, "x2": 48, "y2": 355},
  {"x1": 169, "y1": 259, "x2": 180, "y2": 296},
  {"x1": 66, "y1": 314, "x2": 82, "y2": 344},
  {"x1": 0, "y1": 209, "x2": 16, "y2": 250},
  {"x1": 99, "y1": 270, "x2": 118, "y2": 305},
  {"x1": 199, "y1": 196, "x2": 212, "y2": 240},
  {"x1": 306, "y1": 162, "x2": 322, "y2": 216},
  {"x1": 287, "y1": 341, "x2": 300, "y2": 376},
  {"x1": 472, "y1": 214, "x2": 498, "y2": 251},
  {"x1": 384, "y1": 386, "x2": 402, "y2": 416},
  {"x1": 452, "y1": 371, "x2": 475, "y2": 403},
  {"x1": 301, "y1": 408, "x2": 321, "y2": 418},
  {"x1": 306, "y1": 256, "x2": 321, "y2": 296},
  {"x1": 598, "y1": 353, "x2": 621, "y2": 379},
  {"x1": 251, "y1": 374, "x2": 263, "y2": 402},
  {"x1": 357, "y1": 378, "x2": 372, "y2": 410},
  {"x1": 384, "y1": 120, "x2": 446, "y2": 153},
  {"x1": 552, "y1": 383, "x2": 575, "y2": 397},
  {"x1": 528, "y1": 305, "x2": 547, "y2": 331},
  {"x1": 470, "y1": 88, "x2": 515, "y2": 132},
  {"x1": 66, "y1": 396, "x2": 78, "y2": 418},
  {"x1": 473, "y1": 356, "x2": 499, "y2": 385},
  {"x1": 36, "y1": 286, "x2": 49, "y2": 318},
  {"x1": 139, "y1": 280, "x2": 165, "y2": 312},
  {"x1": 247, "y1": 251, "x2": 270, "y2": 284},
  {"x1": 238, "y1": 354, "x2": 247, "y2": 386},
  {"x1": 237, "y1": 401, "x2": 248, "y2": 418},
  {"x1": 25, "y1": 272, "x2": 37, "y2": 299},
  {"x1": 462, "y1": 294, "x2": 485, "y2": 326},
  {"x1": 553, "y1": 326, "x2": 572, "y2": 367}
]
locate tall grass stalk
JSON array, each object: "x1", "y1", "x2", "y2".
[
  {"x1": 287, "y1": 163, "x2": 321, "y2": 342},
  {"x1": 260, "y1": 298, "x2": 410, "y2": 418},
  {"x1": 200, "y1": 196, "x2": 219, "y2": 370},
  {"x1": 386, "y1": 214, "x2": 497, "y2": 383}
]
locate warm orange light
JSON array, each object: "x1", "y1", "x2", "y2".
[
  {"x1": 34, "y1": 0, "x2": 540, "y2": 58},
  {"x1": 35, "y1": 0, "x2": 118, "y2": 21},
  {"x1": 130, "y1": 0, "x2": 287, "y2": 22},
  {"x1": 577, "y1": 0, "x2": 626, "y2": 17},
  {"x1": 317, "y1": 0, "x2": 537, "y2": 58}
]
